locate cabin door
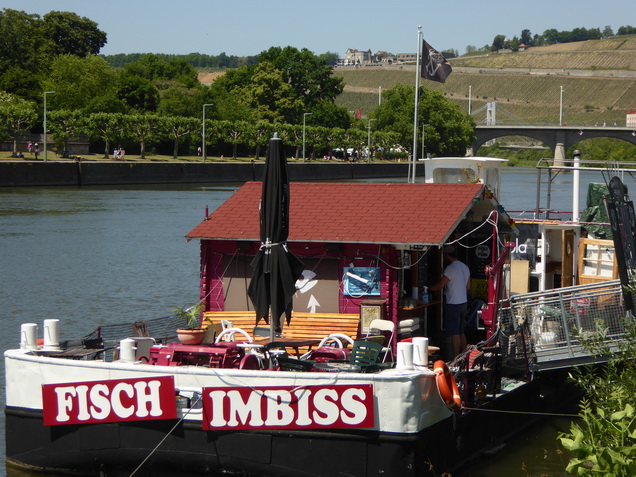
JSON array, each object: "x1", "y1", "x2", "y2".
[{"x1": 562, "y1": 229, "x2": 575, "y2": 287}]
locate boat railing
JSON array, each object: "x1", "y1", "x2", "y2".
[{"x1": 499, "y1": 280, "x2": 627, "y2": 370}]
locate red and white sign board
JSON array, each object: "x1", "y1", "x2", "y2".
[
  {"x1": 42, "y1": 376, "x2": 177, "y2": 425},
  {"x1": 202, "y1": 384, "x2": 374, "y2": 431}
]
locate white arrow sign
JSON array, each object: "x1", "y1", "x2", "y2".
[{"x1": 307, "y1": 294, "x2": 320, "y2": 313}]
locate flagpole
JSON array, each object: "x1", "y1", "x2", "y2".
[{"x1": 411, "y1": 26, "x2": 423, "y2": 183}]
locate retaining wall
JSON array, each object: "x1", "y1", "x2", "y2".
[{"x1": 0, "y1": 161, "x2": 411, "y2": 187}]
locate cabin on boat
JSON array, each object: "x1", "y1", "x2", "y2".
[{"x1": 187, "y1": 169, "x2": 516, "y2": 359}]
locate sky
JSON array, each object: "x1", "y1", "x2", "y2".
[{"x1": 4, "y1": 0, "x2": 635, "y2": 57}]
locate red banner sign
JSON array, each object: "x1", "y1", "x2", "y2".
[
  {"x1": 42, "y1": 376, "x2": 177, "y2": 425},
  {"x1": 202, "y1": 384, "x2": 374, "y2": 431}
]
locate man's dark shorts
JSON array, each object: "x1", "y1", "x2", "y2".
[{"x1": 444, "y1": 302, "x2": 468, "y2": 335}]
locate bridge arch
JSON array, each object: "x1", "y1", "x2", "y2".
[{"x1": 473, "y1": 125, "x2": 636, "y2": 158}]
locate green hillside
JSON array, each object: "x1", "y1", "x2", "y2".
[{"x1": 334, "y1": 36, "x2": 636, "y2": 126}]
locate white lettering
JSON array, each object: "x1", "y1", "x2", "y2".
[
  {"x1": 111, "y1": 382, "x2": 135, "y2": 418},
  {"x1": 312, "y1": 389, "x2": 339, "y2": 425},
  {"x1": 340, "y1": 388, "x2": 368, "y2": 425},
  {"x1": 53, "y1": 386, "x2": 77, "y2": 422},
  {"x1": 226, "y1": 390, "x2": 263, "y2": 427},
  {"x1": 208, "y1": 390, "x2": 228, "y2": 427},
  {"x1": 89, "y1": 384, "x2": 111, "y2": 420},
  {"x1": 264, "y1": 390, "x2": 294, "y2": 426},
  {"x1": 294, "y1": 389, "x2": 312, "y2": 426},
  {"x1": 513, "y1": 238, "x2": 527, "y2": 254},
  {"x1": 134, "y1": 380, "x2": 163, "y2": 418},
  {"x1": 75, "y1": 385, "x2": 91, "y2": 421}
]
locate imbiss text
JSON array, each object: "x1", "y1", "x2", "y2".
[{"x1": 202, "y1": 384, "x2": 374, "y2": 430}]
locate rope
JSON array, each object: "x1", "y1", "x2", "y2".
[
  {"x1": 462, "y1": 406, "x2": 579, "y2": 418},
  {"x1": 129, "y1": 394, "x2": 202, "y2": 476}
]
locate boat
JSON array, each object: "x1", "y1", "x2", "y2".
[{"x1": 4, "y1": 154, "x2": 632, "y2": 476}]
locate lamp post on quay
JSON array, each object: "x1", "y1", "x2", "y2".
[
  {"x1": 302, "y1": 112, "x2": 312, "y2": 160},
  {"x1": 43, "y1": 91, "x2": 55, "y2": 161},
  {"x1": 367, "y1": 118, "x2": 376, "y2": 162},
  {"x1": 202, "y1": 103, "x2": 213, "y2": 161}
]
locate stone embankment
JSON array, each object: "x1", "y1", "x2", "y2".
[{"x1": 0, "y1": 160, "x2": 410, "y2": 187}]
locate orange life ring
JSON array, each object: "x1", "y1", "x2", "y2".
[{"x1": 433, "y1": 360, "x2": 461, "y2": 412}]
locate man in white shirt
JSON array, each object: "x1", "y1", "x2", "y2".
[{"x1": 429, "y1": 245, "x2": 471, "y2": 358}]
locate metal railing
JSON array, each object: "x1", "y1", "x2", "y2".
[{"x1": 499, "y1": 280, "x2": 628, "y2": 370}]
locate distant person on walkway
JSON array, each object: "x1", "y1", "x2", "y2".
[
  {"x1": 429, "y1": 245, "x2": 471, "y2": 358},
  {"x1": 197, "y1": 146, "x2": 201, "y2": 156},
  {"x1": 33, "y1": 143, "x2": 39, "y2": 160},
  {"x1": 27, "y1": 141, "x2": 33, "y2": 154}
]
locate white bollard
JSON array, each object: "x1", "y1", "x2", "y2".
[
  {"x1": 396, "y1": 341, "x2": 414, "y2": 370},
  {"x1": 119, "y1": 338, "x2": 137, "y2": 362},
  {"x1": 20, "y1": 323, "x2": 38, "y2": 351},
  {"x1": 43, "y1": 319, "x2": 60, "y2": 350},
  {"x1": 412, "y1": 337, "x2": 429, "y2": 370}
]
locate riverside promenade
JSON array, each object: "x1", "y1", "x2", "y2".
[{"x1": 0, "y1": 159, "x2": 411, "y2": 187}]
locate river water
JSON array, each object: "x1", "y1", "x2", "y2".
[{"x1": 0, "y1": 168, "x2": 614, "y2": 476}]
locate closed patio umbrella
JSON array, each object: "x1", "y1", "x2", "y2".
[{"x1": 248, "y1": 133, "x2": 304, "y2": 340}]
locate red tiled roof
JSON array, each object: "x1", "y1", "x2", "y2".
[{"x1": 187, "y1": 182, "x2": 485, "y2": 246}]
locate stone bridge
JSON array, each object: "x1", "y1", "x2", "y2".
[{"x1": 472, "y1": 125, "x2": 636, "y2": 159}]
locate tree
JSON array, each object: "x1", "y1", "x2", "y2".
[
  {"x1": 0, "y1": 66, "x2": 42, "y2": 102},
  {"x1": 617, "y1": 25, "x2": 636, "y2": 35},
  {"x1": 84, "y1": 112, "x2": 126, "y2": 158},
  {"x1": 520, "y1": 29, "x2": 533, "y2": 46},
  {"x1": 0, "y1": 9, "x2": 48, "y2": 76},
  {"x1": 43, "y1": 54, "x2": 117, "y2": 112},
  {"x1": 602, "y1": 25, "x2": 614, "y2": 39},
  {"x1": 0, "y1": 93, "x2": 37, "y2": 157},
  {"x1": 123, "y1": 114, "x2": 162, "y2": 158},
  {"x1": 157, "y1": 83, "x2": 200, "y2": 117},
  {"x1": 41, "y1": 11, "x2": 106, "y2": 57},
  {"x1": 309, "y1": 101, "x2": 352, "y2": 130},
  {"x1": 161, "y1": 116, "x2": 199, "y2": 158},
  {"x1": 491, "y1": 35, "x2": 506, "y2": 51},
  {"x1": 240, "y1": 62, "x2": 303, "y2": 123},
  {"x1": 257, "y1": 46, "x2": 344, "y2": 110},
  {"x1": 221, "y1": 120, "x2": 249, "y2": 159},
  {"x1": 48, "y1": 109, "x2": 84, "y2": 154},
  {"x1": 244, "y1": 120, "x2": 274, "y2": 160},
  {"x1": 371, "y1": 84, "x2": 475, "y2": 158},
  {"x1": 116, "y1": 75, "x2": 160, "y2": 113}
]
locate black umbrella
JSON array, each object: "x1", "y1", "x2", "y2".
[{"x1": 248, "y1": 133, "x2": 304, "y2": 340}]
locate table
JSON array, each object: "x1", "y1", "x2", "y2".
[
  {"x1": 314, "y1": 362, "x2": 361, "y2": 373},
  {"x1": 254, "y1": 338, "x2": 321, "y2": 358},
  {"x1": 398, "y1": 301, "x2": 440, "y2": 336}
]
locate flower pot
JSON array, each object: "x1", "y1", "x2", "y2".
[{"x1": 177, "y1": 328, "x2": 206, "y2": 345}]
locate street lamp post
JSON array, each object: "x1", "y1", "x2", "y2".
[
  {"x1": 367, "y1": 119, "x2": 376, "y2": 162},
  {"x1": 559, "y1": 86, "x2": 564, "y2": 126},
  {"x1": 43, "y1": 91, "x2": 55, "y2": 161},
  {"x1": 202, "y1": 103, "x2": 213, "y2": 161},
  {"x1": 302, "y1": 112, "x2": 312, "y2": 160},
  {"x1": 421, "y1": 123, "x2": 429, "y2": 159}
]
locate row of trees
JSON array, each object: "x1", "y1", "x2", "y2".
[
  {"x1": 1, "y1": 84, "x2": 474, "y2": 161},
  {"x1": 466, "y1": 24, "x2": 636, "y2": 54}
]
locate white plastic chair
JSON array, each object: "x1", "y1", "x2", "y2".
[{"x1": 367, "y1": 319, "x2": 395, "y2": 362}]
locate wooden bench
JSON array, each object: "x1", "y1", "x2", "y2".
[{"x1": 203, "y1": 311, "x2": 361, "y2": 355}]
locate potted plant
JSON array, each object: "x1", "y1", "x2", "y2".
[{"x1": 173, "y1": 303, "x2": 206, "y2": 345}]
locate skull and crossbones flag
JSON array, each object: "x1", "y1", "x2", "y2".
[{"x1": 421, "y1": 40, "x2": 452, "y2": 83}]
